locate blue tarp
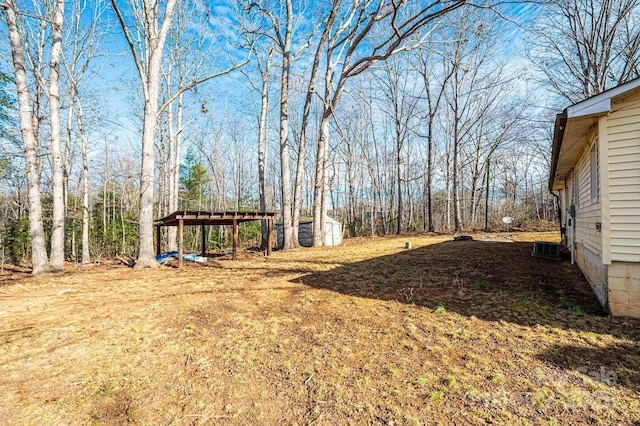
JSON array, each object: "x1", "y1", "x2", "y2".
[{"x1": 156, "y1": 251, "x2": 198, "y2": 264}]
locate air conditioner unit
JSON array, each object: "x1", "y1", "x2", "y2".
[{"x1": 532, "y1": 241, "x2": 561, "y2": 259}]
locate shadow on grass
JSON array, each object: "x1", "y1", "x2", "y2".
[
  {"x1": 297, "y1": 239, "x2": 640, "y2": 391},
  {"x1": 537, "y1": 342, "x2": 640, "y2": 392},
  {"x1": 296, "y1": 239, "x2": 637, "y2": 335}
]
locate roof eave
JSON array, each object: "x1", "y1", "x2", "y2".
[
  {"x1": 549, "y1": 110, "x2": 568, "y2": 192},
  {"x1": 547, "y1": 79, "x2": 640, "y2": 191}
]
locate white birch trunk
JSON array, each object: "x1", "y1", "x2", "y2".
[
  {"x1": 166, "y1": 94, "x2": 180, "y2": 252},
  {"x1": 292, "y1": 4, "x2": 337, "y2": 247},
  {"x1": 76, "y1": 100, "x2": 91, "y2": 264},
  {"x1": 312, "y1": 114, "x2": 331, "y2": 247},
  {"x1": 111, "y1": 0, "x2": 177, "y2": 268},
  {"x1": 258, "y1": 61, "x2": 269, "y2": 249},
  {"x1": 48, "y1": 0, "x2": 66, "y2": 271},
  {"x1": 279, "y1": 0, "x2": 296, "y2": 250},
  {"x1": 2, "y1": 0, "x2": 50, "y2": 275},
  {"x1": 137, "y1": 88, "x2": 160, "y2": 267}
]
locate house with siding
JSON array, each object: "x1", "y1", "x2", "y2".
[{"x1": 550, "y1": 78, "x2": 640, "y2": 318}]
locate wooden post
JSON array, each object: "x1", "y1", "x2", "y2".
[
  {"x1": 201, "y1": 224, "x2": 206, "y2": 257},
  {"x1": 267, "y1": 218, "x2": 272, "y2": 256},
  {"x1": 156, "y1": 225, "x2": 161, "y2": 255},
  {"x1": 178, "y1": 218, "x2": 184, "y2": 269},
  {"x1": 232, "y1": 219, "x2": 238, "y2": 260}
]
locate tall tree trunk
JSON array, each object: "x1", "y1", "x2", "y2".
[
  {"x1": 427, "y1": 120, "x2": 434, "y2": 232},
  {"x1": 48, "y1": 0, "x2": 66, "y2": 271},
  {"x1": 279, "y1": 0, "x2": 296, "y2": 250},
  {"x1": 103, "y1": 139, "x2": 108, "y2": 242},
  {"x1": 258, "y1": 60, "x2": 270, "y2": 249},
  {"x1": 137, "y1": 86, "x2": 160, "y2": 266},
  {"x1": 64, "y1": 95, "x2": 74, "y2": 254},
  {"x1": 452, "y1": 74, "x2": 462, "y2": 231},
  {"x1": 3, "y1": 0, "x2": 51, "y2": 275},
  {"x1": 76, "y1": 99, "x2": 91, "y2": 264},
  {"x1": 453, "y1": 135, "x2": 462, "y2": 231},
  {"x1": 111, "y1": 0, "x2": 178, "y2": 268},
  {"x1": 445, "y1": 142, "x2": 452, "y2": 230},
  {"x1": 293, "y1": 3, "x2": 337, "y2": 247},
  {"x1": 166, "y1": 102, "x2": 175, "y2": 249},
  {"x1": 167, "y1": 93, "x2": 183, "y2": 251},
  {"x1": 157, "y1": 120, "x2": 166, "y2": 218},
  {"x1": 346, "y1": 145, "x2": 355, "y2": 237},
  {"x1": 313, "y1": 113, "x2": 331, "y2": 246},
  {"x1": 396, "y1": 114, "x2": 403, "y2": 235}
]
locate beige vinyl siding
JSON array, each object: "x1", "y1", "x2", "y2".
[
  {"x1": 574, "y1": 136, "x2": 602, "y2": 256},
  {"x1": 607, "y1": 92, "x2": 640, "y2": 263},
  {"x1": 566, "y1": 172, "x2": 574, "y2": 248},
  {"x1": 567, "y1": 173, "x2": 574, "y2": 207}
]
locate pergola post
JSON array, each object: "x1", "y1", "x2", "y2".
[
  {"x1": 267, "y1": 218, "x2": 272, "y2": 256},
  {"x1": 201, "y1": 224, "x2": 206, "y2": 257},
  {"x1": 178, "y1": 218, "x2": 184, "y2": 269},
  {"x1": 232, "y1": 218, "x2": 238, "y2": 260},
  {"x1": 156, "y1": 225, "x2": 161, "y2": 256}
]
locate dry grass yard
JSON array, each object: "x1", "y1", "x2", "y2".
[{"x1": 1, "y1": 231, "x2": 639, "y2": 425}]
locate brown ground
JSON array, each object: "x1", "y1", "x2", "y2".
[{"x1": 0, "y1": 231, "x2": 639, "y2": 425}]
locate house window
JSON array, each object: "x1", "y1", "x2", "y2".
[{"x1": 590, "y1": 140, "x2": 599, "y2": 202}]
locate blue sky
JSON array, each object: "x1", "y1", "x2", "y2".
[{"x1": 0, "y1": 0, "x2": 556, "y2": 195}]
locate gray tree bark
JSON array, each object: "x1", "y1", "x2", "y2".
[
  {"x1": 1, "y1": 0, "x2": 51, "y2": 275},
  {"x1": 111, "y1": 0, "x2": 178, "y2": 268},
  {"x1": 48, "y1": 0, "x2": 66, "y2": 271},
  {"x1": 275, "y1": 0, "x2": 296, "y2": 249},
  {"x1": 257, "y1": 51, "x2": 272, "y2": 249},
  {"x1": 76, "y1": 100, "x2": 91, "y2": 264}
]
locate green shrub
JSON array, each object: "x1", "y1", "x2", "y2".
[{"x1": 5, "y1": 217, "x2": 30, "y2": 262}]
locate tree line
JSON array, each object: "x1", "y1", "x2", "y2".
[{"x1": 1, "y1": 0, "x2": 639, "y2": 274}]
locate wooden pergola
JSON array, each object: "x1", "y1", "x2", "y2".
[{"x1": 154, "y1": 211, "x2": 276, "y2": 267}]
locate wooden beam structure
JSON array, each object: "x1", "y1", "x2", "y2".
[{"x1": 154, "y1": 211, "x2": 277, "y2": 268}]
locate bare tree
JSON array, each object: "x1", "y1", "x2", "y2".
[
  {"x1": 530, "y1": 0, "x2": 640, "y2": 102},
  {"x1": 62, "y1": 0, "x2": 109, "y2": 264},
  {"x1": 111, "y1": 0, "x2": 250, "y2": 267},
  {"x1": 256, "y1": 50, "x2": 273, "y2": 248},
  {"x1": 411, "y1": 42, "x2": 454, "y2": 232},
  {"x1": 277, "y1": 0, "x2": 295, "y2": 249},
  {"x1": 241, "y1": 45, "x2": 274, "y2": 248},
  {"x1": 244, "y1": 0, "x2": 324, "y2": 249},
  {"x1": 312, "y1": 0, "x2": 467, "y2": 246},
  {"x1": 440, "y1": 7, "x2": 493, "y2": 231},
  {"x1": 1, "y1": 0, "x2": 50, "y2": 274},
  {"x1": 291, "y1": 2, "x2": 340, "y2": 247},
  {"x1": 46, "y1": 0, "x2": 65, "y2": 271},
  {"x1": 245, "y1": 0, "x2": 300, "y2": 249},
  {"x1": 159, "y1": 1, "x2": 238, "y2": 250},
  {"x1": 111, "y1": 0, "x2": 178, "y2": 268},
  {"x1": 374, "y1": 55, "x2": 421, "y2": 234},
  {"x1": 1, "y1": 0, "x2": 69, "y2": 272}
]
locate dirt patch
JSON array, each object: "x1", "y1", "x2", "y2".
[{"x1": 0, "y1": 232, "x2": 638, "y2": 425}]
